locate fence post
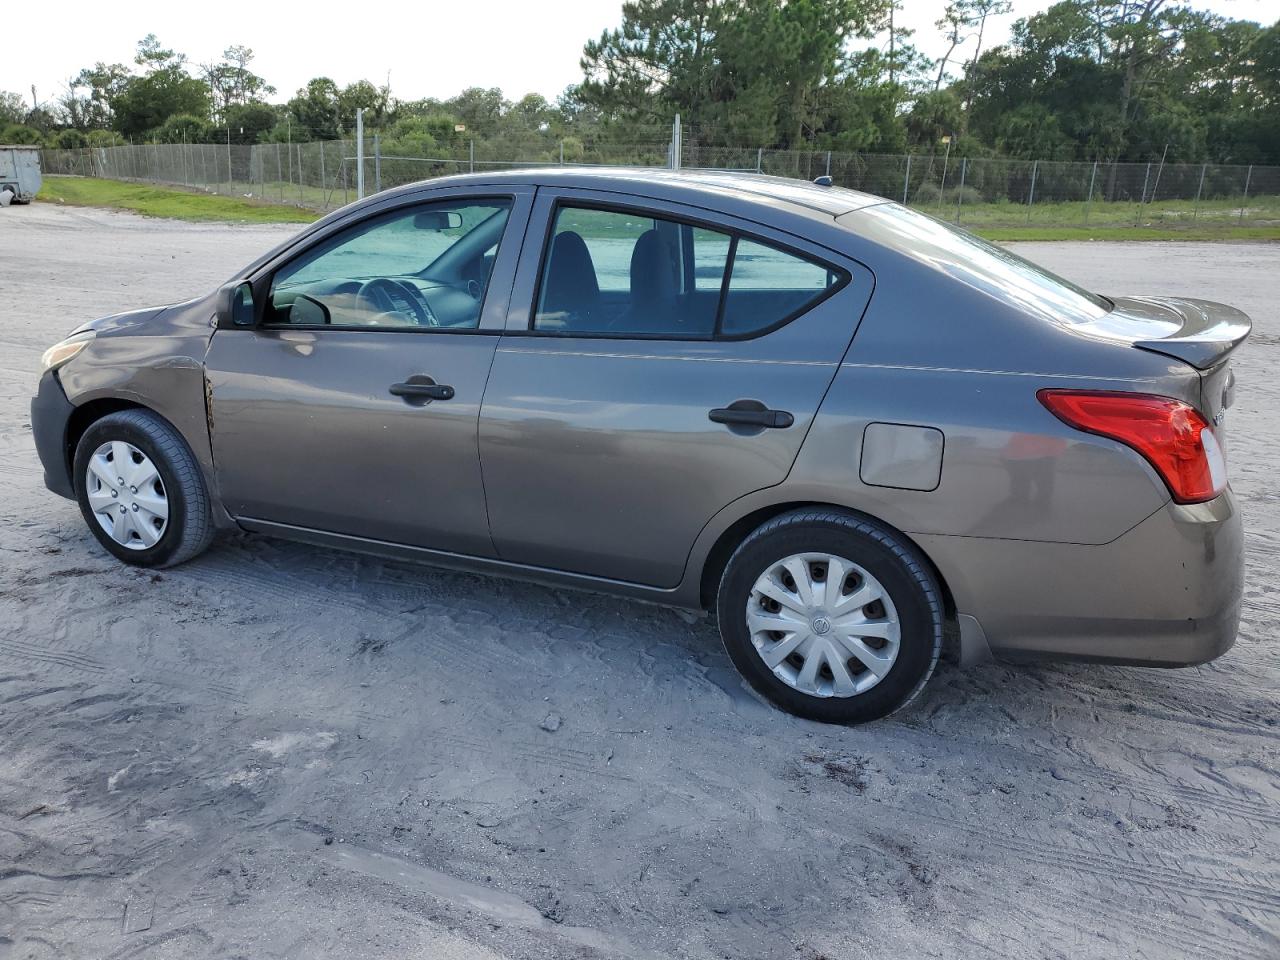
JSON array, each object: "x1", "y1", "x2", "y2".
[
  {"x1": 1084, "y1": 158, "x2": 1098, "y2": 225},
  {"x1": 1149, "y1": 144, "x2": 1169, "y2": 209},
  {"x1": 560, "y1": 140, "x2": 564, "y2": 165},
  {"x1": 318, "y1": 143, "x2": 326, "y2": 208},
  {"x1": 756, "y1": 147, "x2": 762, "y2": 173},
  {"x1": 374, "y1": 134, "x2": 381, "y2": 194},
  {"x1": 955, "y1": 158, "x2": 967, "y2": 224},
  {"x1": 469, "y1": 138, "x2": 475, "y2": 173},
  {"x1": 1193, "y1": 162, "x2": 1206, "y2": 220},
  {"x1": 277, "y1": 143, "x2": 284, "y2": 202},
  {"x1": 670, "y1": 115, "x2": 681, "y2": 171},
  {"x1": 937, "y1": 140, "x2": 952, "y2": 217},
  {"x1": 1239, "y1": 164, "x2": 1253, "y2": 222},
  {"x1": 825, "y1": 151, "x2": 831, "y2": 178},
  {"x1": 902, "y1": 154, "x2": 911, "y2": 204},
  {"x1": 1131, "y1": 160, "x2": 1153, "y2": 226},
  {"x1": 356, "y1": 108, "x2": 365, "y2": 199},
  {"x1": 1026, "y1": 160, "x2": 1038, "y2": 222},
  {"x1": 298, "y1": 143, "x2": 306, "y2": 204}
]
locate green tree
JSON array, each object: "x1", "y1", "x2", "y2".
[
  {"x1": 578, "y1": 0, "x2": 889, "y2": 148},
  {"x1": 338, "y1": 80, "x2": 394, "y2": 128},
  {"x1": 60, "y1": 64, "x2": 131, "y2": 131},
  {"x1": 579, "y1": 0, "x2": 724, "y2": 127},
  {"x1": 905, "y1": 88, "x2": 965, "y2": 147},
  {"x1": 0, "y1": 91, "x2": 26, "y2": 125},
  {"x1": 156, "y1": 113, "x2": 210, "y2": 143},
  {"x1": 223, "y1": 102, "x2": 279, "y2": 144},
  {"x1": 956, "y1": 1, "x2": 1267, "y2": 161},
  {"x1": 111, "y1": 36, "x2": 210, "y2": 138},
  {"x1": 1167, "y1": 14, "x2": 1278, "y2": 162},
  {"x1": 48, "y1": 128, "x2": 88, "y2": 148},
  {"x1": 202, "y1": 46, "x2": 275, "y2": 124},
  {"x1": 287, "y1": 78, "x2": 341, "y2": 139},
  {"x1": 726, "y1": 0, "x2": 887, "y2": 147},
  {"x1": 0, "y1": 124, "x2": 42, "y2": 144},
  {"x1": 443, "y1": 87, "x2": 508, "y2": 134},
  {"x1": 815, "y1": 53, "x2": 910, "y2": 151}
]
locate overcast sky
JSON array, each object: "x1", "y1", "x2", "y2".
[{"x1": 5, "y1": 0, "x2": 1277, "y2": 111}]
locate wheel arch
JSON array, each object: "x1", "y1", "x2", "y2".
[
  {"x1": 64, "y1": 397, "x2": 149, "y2": 489},
  {"x1": 696, "y1": 500, "x2": 958, "y2": 625}
]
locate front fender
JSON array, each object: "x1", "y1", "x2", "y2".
[{"x1": 54, "y1": 293, "x2": 228, "y2": 522}]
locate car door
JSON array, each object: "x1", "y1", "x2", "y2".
[
  {"x1": 478, "y1": 189, "x2": 873, "y2": 587},
  {"x1": 205, "y1": 188, "x2": 532, "y2": 557}
]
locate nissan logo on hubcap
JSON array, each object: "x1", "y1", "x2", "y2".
[{"x1": 811, "y1": 616, "x2": 831, "y2": 635}]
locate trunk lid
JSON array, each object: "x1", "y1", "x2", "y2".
[{"x1": 1077, "y1": 295, "x2": 1246, "y2": 446}]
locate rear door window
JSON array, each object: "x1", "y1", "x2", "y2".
[
  {"x1": 532, "y1": 203, "x2": 845, "y2": 339},
  {"x1": 534, "y1": 206, "x2": 729, "y2": 337}
]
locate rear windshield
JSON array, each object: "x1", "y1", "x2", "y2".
[{"x1": 845, "y1": 203, "x2": 1111, "y2": 324}]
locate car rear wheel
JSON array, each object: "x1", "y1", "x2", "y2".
[
  {"x1": 73, "y1": 409, "x2": 214, "y2": 568},
  {"x1": 716, "y1": 509, "x2": 943, "y2": 724}
]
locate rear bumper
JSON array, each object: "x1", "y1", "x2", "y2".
[
  {"x1": 916, "y1": 491, "x2": 1243, "y2": 667},
  {"x1": 31, "y1": 370, "x2": 76, "y2": 500}
]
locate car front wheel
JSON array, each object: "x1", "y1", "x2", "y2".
[
  {"x1": 716, "y1": 510, "x2": 944, "y2": 724},
  {"x1": 73, "y1": 409, "x2": 214, "y2": 568}
]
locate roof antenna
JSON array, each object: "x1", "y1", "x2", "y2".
[{"x1": 813, "y1": 175, "x2": 833, "y2": 187}]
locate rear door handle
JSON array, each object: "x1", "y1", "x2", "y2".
[
  {"x1": 709, "y1": 401, "x2": 794, "y2": 429},
  {"x1": 389, "y1": 377, "x2": 455, "y2": 404}
]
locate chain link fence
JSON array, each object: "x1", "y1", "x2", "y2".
[{"x1": 41, "y1": 140, "x2": 1280, "y2": 230}]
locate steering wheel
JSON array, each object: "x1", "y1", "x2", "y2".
[{"x1": 355, "y1": 277, "x2": 438, "y2": 326}]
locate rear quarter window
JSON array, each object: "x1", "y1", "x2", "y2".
[{"x1": 720, "y1": 239, "x2": 839, "y2": 337}]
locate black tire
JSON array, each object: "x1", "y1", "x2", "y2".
[
  {"x1": 73, "y1": 409, "x2": 214, "y2": 568},
  {"x1": 716, "y1": 509, "x2": 944, "y2": 725}
]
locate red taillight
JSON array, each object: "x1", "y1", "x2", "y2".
[{"x1": 1037, "y1": 389, "x2": 1226, "y2": 504}]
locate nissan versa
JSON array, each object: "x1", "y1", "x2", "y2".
[{"x1": 30, "y1": 169, "x2": 1248, "y2": 724}]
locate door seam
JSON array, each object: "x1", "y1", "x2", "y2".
[{"x1": 475, "y1": 185, "x2": 541, "y2": 560}]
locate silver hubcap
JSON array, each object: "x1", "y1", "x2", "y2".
[
  {"x1": 747, "y1": 552, "x2": 901, "y2": 698},
  {"x1": 85, "y1": 441, "x2": 168, "y2": 550}
]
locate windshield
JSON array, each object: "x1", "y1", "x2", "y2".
[{"x1": 846, "y1": 203, "x2": 1111, "y2": 324}]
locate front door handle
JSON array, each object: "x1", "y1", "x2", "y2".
[
  {"x1": 709, "y1": 400, "x2": 794, "y2": 429},
  {"x1": 389, "y1": 376, "x2": 455, "y2": 405}
]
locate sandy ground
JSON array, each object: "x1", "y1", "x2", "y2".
[{"x1": 0, "y1": 202, "x2": 1277, "y2": 960}]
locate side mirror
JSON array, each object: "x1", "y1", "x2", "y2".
[
  {"x1": 215, "y1": 281, "x2": 256, "y2": 328},
  {"x1": 414, "y1": 210, "x2": 463, "y2": 231},
  {"x1": 291, "y1": 294, "x2": 332, "y2": 325}
]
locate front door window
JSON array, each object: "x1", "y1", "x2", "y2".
[{"x1": 268, "y1": 199, "x2": 512, "y2": 330}]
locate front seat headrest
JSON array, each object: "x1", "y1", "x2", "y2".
[{"x1": 539, "y1": 231, "x2": 600, "y2": 329}]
